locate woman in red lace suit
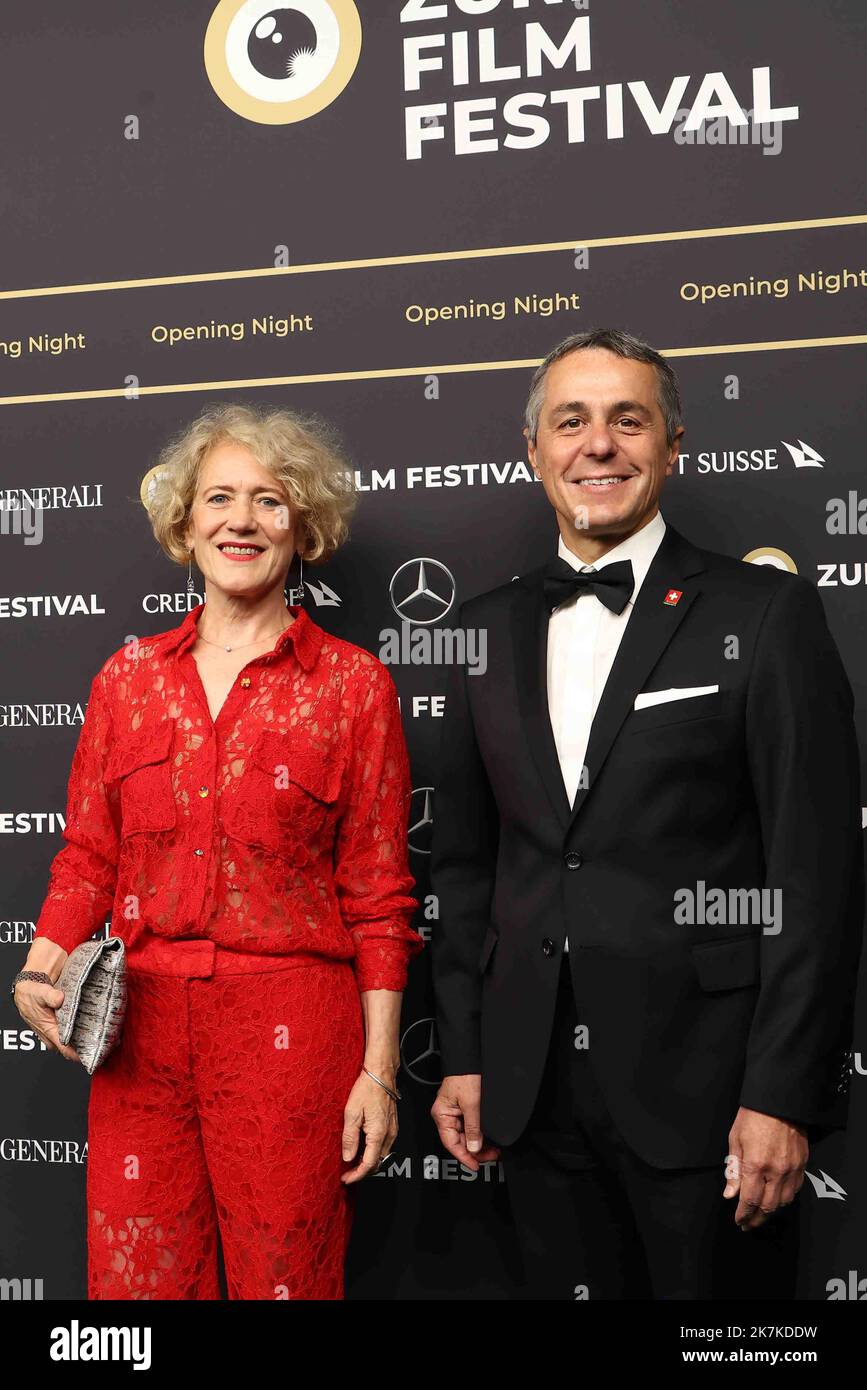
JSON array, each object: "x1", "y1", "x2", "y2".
[{"x1": 13, "y1": 403, "x2": 423, "y2": 1299}]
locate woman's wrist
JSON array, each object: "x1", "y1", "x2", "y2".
[
  {"x1": 23, "y1": 938, "x2": 68, "y2": 984},
  {"x1": 359, "y1": 991, "x2": 403, "y2": 1081},
  {"x1": 362, "y1": 1054, "x2": 399, "y2": 1080}
]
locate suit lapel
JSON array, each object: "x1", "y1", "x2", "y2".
[{"x1": 510, "y1": 524, "x2": 708, "y2": 836}]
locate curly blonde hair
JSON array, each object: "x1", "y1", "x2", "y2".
[{"x1": 143, "y1": 402, "x2": 357, "y2": 566}]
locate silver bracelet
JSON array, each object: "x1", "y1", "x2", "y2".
[{"x1": 363, "y1": 1066, "x2": 401, "y2": 1103}]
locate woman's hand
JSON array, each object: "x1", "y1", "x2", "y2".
[
  {"x1": 341, "y1": 1069, "x2": 398, "y2": 1185},
  {"x1": 12, "y1": 979, "x2": 81, "y2": 1063}
]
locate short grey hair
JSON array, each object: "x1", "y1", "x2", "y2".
[{"x1": 524, "y1": 328, "x2": 683, "y2": 447}]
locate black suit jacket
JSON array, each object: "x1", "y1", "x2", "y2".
[{"x1": 429, "y1": 522, "x2": 864, "y2": 1167}]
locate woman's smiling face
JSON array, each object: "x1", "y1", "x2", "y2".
[{"x1": 184, "y1": 441, "x2": 299, "y2": 599}]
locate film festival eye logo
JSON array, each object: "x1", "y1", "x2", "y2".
[
  {"x1": 742, "y1": 547, "x2": 798, "y2": 573},
  {"x1": 139, "y1": 466, "x2": 168, "y2": 509},
  {"x1": 204, "y1": 0, "x2": 362, "y2": 125}
]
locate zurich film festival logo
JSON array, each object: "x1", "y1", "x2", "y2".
[
  {"x1": 742, "y1": 546, "x2": 798, "y2": 573},
  {"x1": 204, "y1": 1, "x2": 362, "y2": 125}
]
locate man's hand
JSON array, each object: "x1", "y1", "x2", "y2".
[
  {"x1": 724, "y1": 1106, "x2": 808, "y2": 1230},
  {"x1": 431, "y1": 1074, "x2": 501, "y2": 1172}
]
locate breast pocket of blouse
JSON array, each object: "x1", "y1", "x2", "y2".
[
  {"x1": 104, "y1": 720, "x2": 177, "y2": 837},
  {"x1": 224, "y1": 729, "x2": 346, "y2": 862}
]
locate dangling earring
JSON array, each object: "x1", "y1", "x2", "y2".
[
  {"x1": 285, "y1": 552, "x2": 305, "y2": 606},
  {"x1": 187, "y1": 546, "x2": 194, "y2": 595}
]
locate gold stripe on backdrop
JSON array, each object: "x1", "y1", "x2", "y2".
[
  {"x1": 2, "y1": 335, "x2": 866, "y2": 407},
  {"x1": 1, "y1": 213, "x2": 865, "y2": 300}
]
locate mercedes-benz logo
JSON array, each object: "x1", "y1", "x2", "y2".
[
  {"x1": 400, "y1": 1017, "x2": 441, "y2": 1086},
  {"x1": 408, "y1": 787, "x2": 433, "y2": 855},
  {"x1": 389, "y1": 558, "x2": 456, "y2": 626}
]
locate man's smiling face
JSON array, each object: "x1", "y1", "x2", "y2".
[{"x1": 526, "y1": 347, "x2": 683, "y2": 553}]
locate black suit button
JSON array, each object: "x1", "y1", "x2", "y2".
[
  {"x1": 542, "y1": 938, "x2": 556, "y2": 957},
  {"x1": 564, "y1": 851, "x2": 582, "y2": 870}
]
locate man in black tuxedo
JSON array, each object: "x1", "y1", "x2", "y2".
[{"x1": 429, "y1": 328, "x2": 864, "y2": 1299}]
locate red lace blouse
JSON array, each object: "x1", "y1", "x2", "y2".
[{"x1": 33, "y1": 603, "x2": 423, "y2": 992}]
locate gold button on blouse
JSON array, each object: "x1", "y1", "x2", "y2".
[
  {"x1": 240, "y1": 676, "x2": 251, "y2": 688},
  {"x1": 198, "y1": 786, "x2": 209, "y2": 798}
]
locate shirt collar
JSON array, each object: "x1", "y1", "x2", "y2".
[
  {"x1": 154, "y1": 602, "x2": 324, "y2": 673},
  {"x1": 556, "y1": 509, "x2": 666, "y2": 603}
]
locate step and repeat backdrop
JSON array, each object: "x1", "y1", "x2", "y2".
[{"x1": 1, "y1": 0, "x2": 865, "y2": 1301}]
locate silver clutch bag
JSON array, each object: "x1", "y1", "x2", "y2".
[{"x1": 55, "y1": 936, "x2": 127, "y2": 1075}]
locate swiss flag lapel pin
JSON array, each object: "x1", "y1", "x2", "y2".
[{"x1": 664, "y1": 588, "x2": 683, "y2": 606}]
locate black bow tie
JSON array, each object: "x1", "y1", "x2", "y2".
[{"x1": 543, "y1": 556, "x2": 635, "y2": 615}]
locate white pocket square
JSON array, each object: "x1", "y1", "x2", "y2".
[{"x1": 633, "y1": 684, "x2": 719, "y2": 711}]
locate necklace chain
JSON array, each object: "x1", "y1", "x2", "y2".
[{"x1": 195, "y1": 612, "x2": 293, "y2": 654}]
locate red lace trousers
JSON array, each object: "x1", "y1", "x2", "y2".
[{"x1": 86, "y1": 934, "x2": 365, "y2": 1300}]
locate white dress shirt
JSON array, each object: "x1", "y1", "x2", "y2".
[{"x1": 546, "y1": 509, "x2": 667, "y2": 951}]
